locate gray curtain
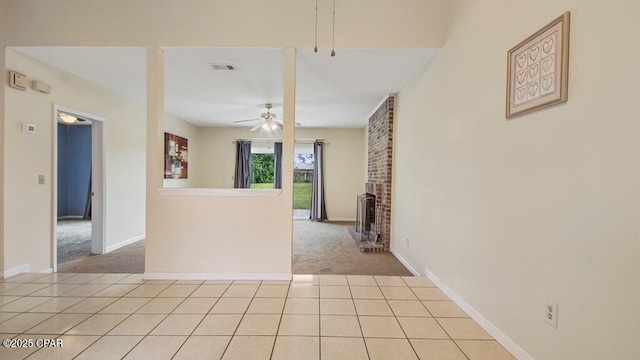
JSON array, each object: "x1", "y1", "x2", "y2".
[
  {"x1": 274, "y1": 142, "x2": 283, "y2": 189},
  {"x1": 310, "y1": 140, "x2": 327, "y2": 221},
  {"x1": 234, "y1": 141, "x2": 252, "y2": 188}
]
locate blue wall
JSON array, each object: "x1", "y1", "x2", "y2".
[{"x1": 57, "y1": 124, "x2": 92, "y2": 217}]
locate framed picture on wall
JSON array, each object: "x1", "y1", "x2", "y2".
[
  {"x1": 164, "y1": 133, "x2": 188, "y2": 179},
  {"x1": 506, "y1": 12, "x2": 570, "y2": 118}
]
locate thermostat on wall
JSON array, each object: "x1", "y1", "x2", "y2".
[
  {"x1": 8, "y1": 70, "x2": 27, "y2": 91},
  {"x1": 23, "y1": 123, "x2": 36, "y2": 134}
]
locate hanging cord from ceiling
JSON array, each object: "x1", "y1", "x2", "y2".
[
  {"x1": 331, "y1": 0, "x2": 336, "y2": 57},
  {"x1": 314, "y1": 0, "x2": 319, "y2": 52}
]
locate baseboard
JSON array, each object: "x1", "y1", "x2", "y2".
[
  {"x1": 106, "y1": 234, "x2": 145, "y2": 253},
  {"x1": 391, "y1": 250, "x2": 420, "y2": 276},
  {"x1": 3, "y1": 264, "x2": 29, "y2": 279},
  {"x1": 328, "y1": 218, "x2": 356, "y2": 222},
  {"x1": 38, "y1": 268, "x2": 54, "y2": 274},
  {"x1": 424, "y1": 267, "x2": 534, "y2": 360},
  {"x1": 144, "y1": 272, "x2": 293, "y2": 281},
  {"x1": 57, "y1": 215, "x2": 84, "y2": 220}
]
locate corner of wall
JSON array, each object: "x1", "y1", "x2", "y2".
[{"x1": 0, "y1": 47, "x2": 5, "y2": 275}]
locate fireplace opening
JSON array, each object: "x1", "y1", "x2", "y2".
[{"x1": 350, "y1": 191, "x2": 384, "y2": 252}]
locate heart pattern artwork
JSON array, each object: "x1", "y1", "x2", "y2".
[
  {"x1": 529, "y1": 46, "x2": 540, "y2": 62},
  {"x1": 528, "y1": 64, "x2": 540, "y2": 79},
  {"x1": 515, "y1": 87, "x2": 526, "y2": 104},
  {"x1": 542, "y1": 55, "x2": 554, "y2": 73},
  {"x1": 540, "y1": 74, "x2": 555, "y2": 96},
  {"x1": 516, "y1": 54, "x2": 527, "y2": 70},
  {"x1": 512, "y1": 30, "x2": 559, "y2": 107},
  {"x1": 528, "y1": 82, "x2": 539, "y2": 97},
  {"x1": 543, "y1": 35, "x2": 555, "y2": 54}
]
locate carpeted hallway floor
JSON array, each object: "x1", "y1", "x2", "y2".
[
  {"x1": 57, "y1": 220, "x2": 411, "y2": 276},
  {"x1": 56, "y1": 219, "x2": 92, "y2": 264}
]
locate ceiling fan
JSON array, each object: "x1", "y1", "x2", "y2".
[{"x1": 233, "y1": 103, "x2": 301, "y2": 131}]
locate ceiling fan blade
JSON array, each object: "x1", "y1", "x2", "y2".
[
  {"x1": 272, "y1": 120, "x2": 302, "y2": 127},
  {"x1": 233, "y1": 118, "x2": 261, "y2": 123},
  {"x1": 250, "y1": 121, "x2": 265, "y2": 132}
]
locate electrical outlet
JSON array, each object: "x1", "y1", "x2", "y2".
[
  {"x1": 406, "y1": 238, "x2": 410, "y2": 247},
  {"x1": 38, "y1": 174, "x2": 45, "y2": 185},
  {"x1": 545, "y1": 299, "x2": 558, "y2": 328}
]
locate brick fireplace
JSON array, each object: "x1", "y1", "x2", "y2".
[{"x1": 366, "y1": 95, "x2": 394, "y2": 251}]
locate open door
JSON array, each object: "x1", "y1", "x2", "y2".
[{"x1": 53, "y1": 105, "x2": 105, "y2": 272}]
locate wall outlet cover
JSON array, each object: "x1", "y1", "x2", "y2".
[{"x1": 545, "y1": 299, "x2": 559, "y2": 329}]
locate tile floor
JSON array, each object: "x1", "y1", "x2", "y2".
[{"x1": 0, "y1": 273, "x2": 516, "y2": 360}]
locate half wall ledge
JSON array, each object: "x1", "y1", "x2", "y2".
[{"x1": 157, "y1": 188, "x2": 283, "y2": 197}]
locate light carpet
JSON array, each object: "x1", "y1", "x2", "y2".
[
  {"x1": 58, "y1": 240, "x2": 145, "y2": 273},
  {"x1": 56, "y1": 219, "x2": 92, "y2": 264},
  {"x1": 292, "y1": 220, "x2": 412, "y2": 275},
  {"x1": 58, "y1": 220, "x2": 411, "y2": 276}
]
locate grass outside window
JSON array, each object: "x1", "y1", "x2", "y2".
[{"x1": 251, "y1": 182, "x2": 312, "y2": 209}]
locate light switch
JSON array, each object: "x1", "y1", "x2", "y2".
[{"x1": 23, "y1": 123, "x2": 36, "y2": 133}]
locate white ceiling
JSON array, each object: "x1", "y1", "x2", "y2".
[{"x1": 12, "y1": 46, "x2": 437, "y2": 128}]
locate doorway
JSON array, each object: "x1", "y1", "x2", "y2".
[
  {"x1": 293, "y1": 151, "x2": 313, "y2": 219},
  {"x1": 53, "y1": 105, "x2": 105, "y2": 272}
]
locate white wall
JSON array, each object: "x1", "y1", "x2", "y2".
[
  {"x1": 392, "y1": 1, "x2": 640, "y2": 359},
  {"x1": 197, "y1": 127, "x2": 253, "y2": 189},
  {"x1": 1, "y1": 0, "x2": 445, "y2": 49},
  {"x1": 163, "y1": 114, "x2": 200, "y2": 188},
  {"x1": 298, "y1": 128, "x2": 364, "y2": 220},
  {"x1": 4, "y1": 49, "x2": 146, "y2": 272},
  {"x1": 0, "y1": 45, "x2": 5, "y2": 274},
  {"x1": 197, "y1": 127, "x2": 364, "y2": 220},
  {"x1": 0, "y1": 0, "x2": 446, "y2": 279},
  {"x1": 144, "y1": 48, "x2": 296, "y2": 278}
]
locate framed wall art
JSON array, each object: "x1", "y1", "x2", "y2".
[
  {"x1": 506, "y1": 12, "x2": 570, "y2": 118},
  {"x1": 164, "y1": 132, "x2": 188, "y2": 179}
]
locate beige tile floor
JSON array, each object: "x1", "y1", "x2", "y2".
[{"x1": 0, "y1": 273, "x2": 516, "y2": 360}]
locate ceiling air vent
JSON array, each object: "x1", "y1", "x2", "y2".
[{"x1": 210, "y1": 63, "x2": 236, "y2": 71}]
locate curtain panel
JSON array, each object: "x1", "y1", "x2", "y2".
[
  {"x1": 310, "y1": 140, "x2": 327, "y2": 221},
  {"x1": 234, "y1": 141, "x2": 252, "y2": 188},
  {"x1": 274, "y1": 142, "x2": 283, "y2": 189}
]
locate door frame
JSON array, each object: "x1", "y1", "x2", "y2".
[{"x1": 52, "y1": 104, "x2": 106, "y2": 272}]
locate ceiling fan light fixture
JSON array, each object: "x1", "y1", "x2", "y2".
[
  {"x1": 59, "y1": 113, "x2": 77, "y2": 124},
  {"x1": 262, "y1": 123, "x2": 271, "y2": 131}
]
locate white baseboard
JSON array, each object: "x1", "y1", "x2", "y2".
[
  {"x1": 3, "y1": 264, "x2": 29, "y2": 279},
  {"x1": 424, "y1": 267, "x2": 534, "y2": 360},
  {"x1": 38, "y1": 268, "x2": 54, "y2": 274},
  {"x1": 106, "y1": 234, "x2": 145, "y2": 253},
  {"x1": 144, "y1": 272, "x2": 293, "y2": 281},
  {"x1": 390, "y1": 250, "x2": 420, "y2": 276},
  {"x1": 328, "y1": 218, "x2": 356, "y2": 222}
]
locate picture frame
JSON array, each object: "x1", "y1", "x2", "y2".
[
  {"x1": 164, "y1": 132, "x2": 189, "y2": 179},
  {"x1": 506, "y1": 12, "x2": 570, "y2": 119}
]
